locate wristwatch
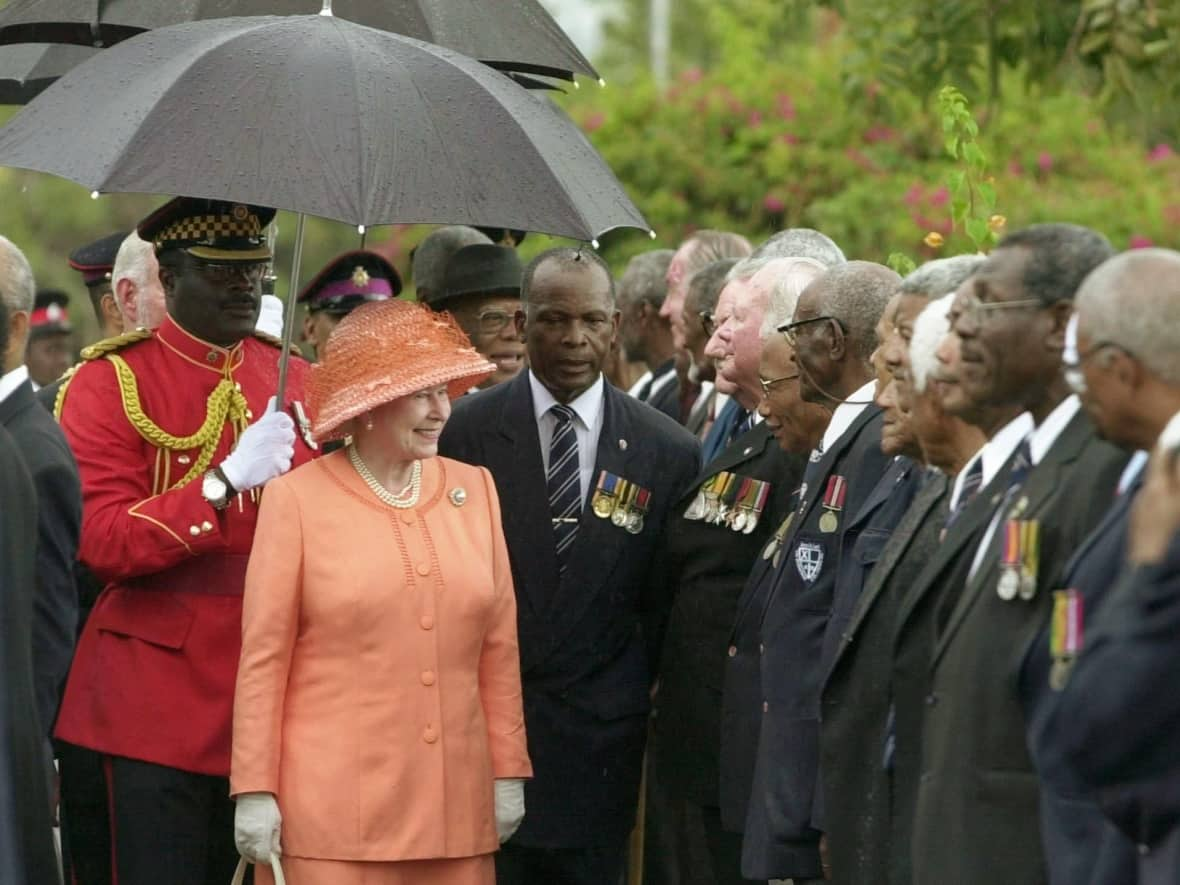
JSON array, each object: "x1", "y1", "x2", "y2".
[{"x1": 201, "y1": 468, "x2": 235, "y2": 511}]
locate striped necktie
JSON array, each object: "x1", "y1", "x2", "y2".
[
  {"x1": 945, "y1": 458, "x2": 984, "y2": 528},
  {"x1": 547, "y1": 404, "x2": 581, "y2": 572}
]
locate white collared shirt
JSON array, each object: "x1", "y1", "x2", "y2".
[
  {"x1": 949, "y1": 411, "x2": 1035, "y2": 513},
  {"x1": 530, "y1": 370, "x2": 606, "y2": 507},
  {"x1": 968, "y1": 401, "x2": 1078, "y2": 580},
  {"x1": 821, "y1": 379, "x2": 877, "y2": 453},
  {"x1": 647, "y1": 366, "x2": 677, "y2": 401},
  {"x1": 0, "y1": 365, "x2": 29, "y2": 405},
  {"x1": 626, "y1": 370, "x2": 653, "y2": 399},
  {"x1": 1119, "y1": 450, "x2": 1149, "y2": 495},
  {"x1": 1028, "y1": 395, "x2": 1080, "y2": 466}
]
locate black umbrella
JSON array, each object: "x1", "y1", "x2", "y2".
[
  {"x1": 0, "y1": 14, "x2": 648, "y2": 396},
  {"x1": 0, "y1": 0, "x2": 600, "y2": 83},
  {"x1": 0, "y1": 42, "x2": 96, "y2": 103}
]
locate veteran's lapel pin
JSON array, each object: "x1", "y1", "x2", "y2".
[{"x1": 619, "y1": 438, "x2": 628, "y2": 451}]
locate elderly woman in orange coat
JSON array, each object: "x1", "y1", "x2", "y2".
[{"x1": 230, "y1": 300, "x2": 532, "y2": 885}]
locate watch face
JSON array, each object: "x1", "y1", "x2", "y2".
[{"x1": 203, "y1": 473, "x2": 227, "y2": 500}]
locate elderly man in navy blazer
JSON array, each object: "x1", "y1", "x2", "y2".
[
  {"x1": 440, "y1": 246, "x2": 699, "y2": 885},
  {"x1": 1043, "y1": 249, "x2": 1180, "y2": 884},
  {"x1": 740, "y1": 261, "x2": 898, "y2": 883}
]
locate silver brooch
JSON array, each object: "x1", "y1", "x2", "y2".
[{"x1": 449, "y1": 487, "x2": 467, "y2": 507}]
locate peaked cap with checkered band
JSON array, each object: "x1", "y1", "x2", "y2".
[{"x1": 137, "y1": 196, "x2": 276, "y2": 261}]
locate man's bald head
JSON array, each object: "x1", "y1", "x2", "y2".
[{"x1": 1076, "y1": 248, "x2": 1180, "y2": 386}]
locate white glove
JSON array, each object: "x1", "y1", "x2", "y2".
[
  {"x1": 234, "y1": 792, "x2": 282, "y2": 864},
  {"x1": 494, "y1": 778, "x2": 525, "y2": 844},
  {"x1": 255, "y1": 294, "x2": 285, "y2": 338},
  {"x1": 220, "y1": 398, "x2": 296, "y2": 492}
]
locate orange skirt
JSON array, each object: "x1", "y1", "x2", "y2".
[{"x1": 255, "y1": 854, "x2": 495, "y2": 885}]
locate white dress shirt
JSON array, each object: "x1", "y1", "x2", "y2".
[
  {"x1": 626, "y1": 370, "x2": 653, "y2": 399},
  {"x1": 949, "y1": 411, "x2": 1035, "y2": 513},
  {"x1": 968, "y1": 398, "x2": 1080, "y2": 579},
  {"x1": 530, "y1": 370, "x2": 606, "y2": 507},
  {"x1": 0, "y1": 364, "x2": 29, "y2": 405},
  {"x1": 821, "y1": 380, "x2": 877, "y2": 453}
]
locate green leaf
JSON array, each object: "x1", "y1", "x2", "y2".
[
  {"x1": 966, "y1": 217, "x2": 989, "y2": 245},
  {"x1": 1080, "y1": 31, "x2": 1112, "y2": 54},
  {"x1": 979, "y1": 181, "x2": 997, "y2": 208}
]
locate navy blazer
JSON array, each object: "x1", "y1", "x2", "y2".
[
  {"x1": 438, "y1": 371, "x2": 700, "y2": 849},
  {"x1": 1059, "y1": 529, "x2": 1180, "y2": 856},
  {"x1": 742, "y1": 406, "x2": 891, "y2": 880},
  {"x1": 0, "y1": 378, "x2": 81, "y2": 737},
  {"x1": 651, "y1": 420, "x2": 804, "y2": 806},
  {"x1": 1023, "y1": 473, "x2": 1141, "y2": 885}
]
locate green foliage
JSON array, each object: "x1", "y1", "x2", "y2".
[{"x1": 559, "y1": 25, "x2": 1180, "y2": 269}]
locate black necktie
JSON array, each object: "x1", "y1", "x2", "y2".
[{"x1": 547, "y1": 404, "x2": 581, "y2": 573}]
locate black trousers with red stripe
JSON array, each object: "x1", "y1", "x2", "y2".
[{"x1": 106, "y1": 756, "x2": 240, "y2": 885}]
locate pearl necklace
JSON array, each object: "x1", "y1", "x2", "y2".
[{"x1": 348, "y1": 444, "x2": 422, "y2": 509}]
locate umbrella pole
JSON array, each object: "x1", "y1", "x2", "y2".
[{"x1": 274, "y1": 212, "x2": 308, "y2": 406}]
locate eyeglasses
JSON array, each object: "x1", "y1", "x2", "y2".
[
  {"x1": 777, "y1": 314, "x2": 844, "y2": 346},
  {"x1": 958, "y1": 293, "x2": 1042, "y2": 324},
  {"x1": 1063, "y1": 340, "x2": 1129, "y2": 395},
  {"x1": 698, "y1": 310, "x2": 715, "y2": 337},
  {"x1": 759, "y1": 372, "x2": 799, "y2": 397},
  {"x1": 192, "y1": 260, "x2": 267, "y2": 285},
  {"x1": 476, "y1": 308, "x2": 515, "y2": 335}
]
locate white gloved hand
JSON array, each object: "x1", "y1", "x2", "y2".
[
  {"x1": 255, "y1": 294, "x2": 285, "y2": 338},
  {"x1": 220, "y1": 398, "x2": 296, "y2": 492},
  {"x1": 234, "y1": 792, "x2": 282, "y2": 864},
  {"x1": 494, "y1": 778, "x2": 526, "y2": 844}
]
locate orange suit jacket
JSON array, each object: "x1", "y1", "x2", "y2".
[{"x1": 231, "y1": 452, "x2": 531, "y2": 862}]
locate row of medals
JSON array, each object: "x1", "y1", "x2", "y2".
[
  {"x1": 591, "y1": 475, "x2": 648, "y2": 535},
  {"x1": 683, "y1": 471, "x2": 768, "y2": 534}
]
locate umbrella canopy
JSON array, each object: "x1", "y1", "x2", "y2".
[
  {"x1": 0, "y1": 42, "x2": 95, "y2": 103},
  {"x1": 0, "y1": 15, "x2": 647, "y2": 241},
  {"x1": 0, "y1": 0, "x2": 599, "y2": 82}
]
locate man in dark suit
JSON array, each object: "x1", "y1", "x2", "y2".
[
  {"x1": 740, "y1": 261, "x2": 898, "y2": 883},
  {"x1": 0, "y1": 235, "x2": 82, "y2": 742},
  {"x1": 910, "y1": 224, "x2": 1127, "y2": 885},
  {"x1": 1039, "y1": 248, "x2": 1180, "y2": 882},
  {"x1": 618, "y1": 249, "x2": 680, "y2": 419},
  {"x1": 817, "y1": 257, "x2": 985, "y2": 885},
  {"x1": 717, "y1": 293, "x2": 833, "y2": 868},
  {"x1": 651, "y1": 256, "x2": 828, "y2": 884},
  {"x1": 0, "y1": 420, "x2": 61, "y2": 885},
  {"x1": 439, "y1": 247, "x2": 700, "y2": 885}
]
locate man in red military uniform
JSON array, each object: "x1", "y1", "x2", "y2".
[{"x1": 54, "y1": 197, "x2": 318, "y2": 885}]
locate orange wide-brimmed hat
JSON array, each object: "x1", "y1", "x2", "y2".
[{"x1": 308, "y1": 299, "x2": 496, "y2": 442}]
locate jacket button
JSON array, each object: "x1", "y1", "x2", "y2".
[
  {"x1": 759, "y1": 643, "x2": 765, "y2": 655},
  {"x1": 189, "y1": 525, "x2": 200, "y2": 537},
  {"x1": 421, "y1": 670, "x2": 436, "y2": 686},
  {"x1": 762, "y1": 701, "x2": 769, "y2": 713},
  {"x1": 727, "y1": 645, "x2": 737, "y2": 657},
  {"x1": 416, "y1": 562, "x2": 431, "y2": 576},
  {"x1": 925, "y1": 693, "x2": 939, "y2": 706},
  {"x1": 423, "y1": 726, "x2": 438, "y2": 744},
  {"x1": 201, "y1": 521, "x2": 213, "y2": 533},
  {"x1": 420, "y1": 615, "x2": 434, "y2": 630}
]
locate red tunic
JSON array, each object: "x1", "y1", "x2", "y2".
[{"x1": 54, "y1": 315, "x2": 318, "y2": 776}]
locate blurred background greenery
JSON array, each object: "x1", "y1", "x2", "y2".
[{"x1": 0, "y1": 0, "x2": 1177, "y2": 346}]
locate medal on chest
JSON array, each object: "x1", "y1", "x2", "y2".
[
  {"x1": 1049, "y1": 589, "x2": 1083, "y2": 690},
  {"x1": 818, "y1": 474, "x2": 847, "y2": 534},
  {"x1": 592, "y1": 470, "x2": 621, "y2": 519},
  {"x1": 997, "y1": 518, "x2": 1040, "y2": 601}
]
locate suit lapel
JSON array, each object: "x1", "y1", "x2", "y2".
[
  {"x1": 932, "y1": 411, "x2": 1090, "y2": 666},
  {"x1": 487, "y1": 373, "x2": 558, "y2": 618},
  {"x1": 792, "y1": 406, "x2": 882, "y2": 537},
  {"x1": 547, "y1": 385, "x2": 640, "y2": 633},
  {"x1": 0, "y1": 379, "x2": 34, "y2": 428},
  {"x1": 840, "y1": 472, "x2": 947, "y2": 650},
  {"x1": 847, "y1": 456, "x2": 908, "y2": 530}
]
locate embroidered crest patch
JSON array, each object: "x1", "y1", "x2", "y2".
[{"x1": 795, "y1": 542, "x2": 824, "y2": 582}]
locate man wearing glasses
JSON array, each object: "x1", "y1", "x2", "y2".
[
  {"x1": 908, "y1": 224, "x2": 1128, "y2": 885},
  {"x1": 298, "y1": 250, "x2": 402, "y2": 362},
  {"x1": 431, "y1": 243, "x2": 526, "y2": 389},
  {"x1": 52, "y1": 197, "x2": 318, "y2": 884},
  {"x1": 650, "y1": 256, "x2": 824, "y2": 885},
  {"x1": 742, "y1": 261, "x2": 897, "y2": 885}
]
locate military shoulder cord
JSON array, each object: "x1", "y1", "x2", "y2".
[{"x1": 105, "y1": 353, "x2": 250, "y2": 490}]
